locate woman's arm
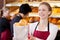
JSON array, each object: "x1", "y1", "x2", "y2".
[{"x1": 47, "y1": 24, "x2": 58, "y2": 40}]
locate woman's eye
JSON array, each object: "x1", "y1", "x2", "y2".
[
  {"x1": 42, "y1": 9, "x2": 46, "y2": 11},
  {"x1": 38, "y1": 9, "x2": 46, "y2": 11}
]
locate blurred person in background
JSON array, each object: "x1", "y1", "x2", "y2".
[
  {"x1": 29, "y1": 2, "x2": 58, "y2": 40},
  {"x1": 0, "y1": 10, "x2": 4, "y2": 18},
  {"x1": 0, "y1": 8, "x2": 11, "y2": 40},
  {"x1": 0, "y1": 12, "x2": 1, "y2": 19},
  {"x1": 10, "y1": 3, "x2": 32, "y2": 40}
]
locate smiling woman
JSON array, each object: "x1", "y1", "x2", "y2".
[{"x1": 29, "y1": 2, "x2": 58, "y2": 40}]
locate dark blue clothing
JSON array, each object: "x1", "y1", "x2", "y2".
[
  {"x1": 0, "y1": 17, "x2": 11, "y2": 40},
  {"x1": 10, "y1": 16, "x2": 22, "y2": 36},
  {"x1": 0, "y1": 17, "x2": 10, "y2": 33}
]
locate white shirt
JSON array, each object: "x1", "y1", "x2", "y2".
[
  {"x1": 13, "y1": 24, "x2": 28, "y2": 40},
  {"x1": 29, "y1": 22, "x2": 58, "y2": 40}
]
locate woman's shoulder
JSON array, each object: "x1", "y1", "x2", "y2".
[
  {"x1": 29, "y1": 22, "x2": 38, "y2": 26},
  {"x1": 30, "y1": 22, "x2": 38, "y2": 24},
  {"x1": 49, "y1": 23, "x2": 58, "y2": 31},
  {"x1": 29, "y1": 22, "x2": 38, "y2": 34},
  {"x1": 29, "y1": 22, "x2": 38, "y2": 29}
]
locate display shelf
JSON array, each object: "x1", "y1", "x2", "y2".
[
  {"x1": 5, "y1": 1, "x2": 60, "y2": 18},
  {"x1": 50, "y1": 15, "x2": 60, "y2": 18},
  {"x1": 5, "y1": 1, "x2": 60, "y2": 25},
  {"x1": 6, "y1": 1, "x2": 60, "y2": 7}
]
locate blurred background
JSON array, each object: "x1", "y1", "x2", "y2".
[
  {"x1": 0, "y1": 0, "x2": 60, "y2": 30},
  {"x1": 0, "y1": 0, "x2": 60, "y2": 39},
  {"x1": 4, "y1": 0, "x2": 60, "y2": 26}
]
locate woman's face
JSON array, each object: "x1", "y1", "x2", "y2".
[{"x1": 38, "y1": 5, "x2": 51, "y2": 19}]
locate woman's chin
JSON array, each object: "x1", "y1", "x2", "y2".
[{"x1": 40, "y1": 16, "x2": 47, "y2": 19}]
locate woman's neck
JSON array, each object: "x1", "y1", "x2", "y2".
[{"x1": 39, "y1": 18, "x2": 48, "y2": 27}]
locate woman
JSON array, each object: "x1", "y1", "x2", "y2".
[
  {"x1": 29, "y1": 2, "x2": 58, "y2": 40},
  {"x1": 0, "y1": 8, "x2": 11, "y2": 40}
]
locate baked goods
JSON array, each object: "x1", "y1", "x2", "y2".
[{"x1": 19, "y1": 19, "x2": 28, "y2": 26}]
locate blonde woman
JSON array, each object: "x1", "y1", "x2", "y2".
[{"x1": 29, "y1": 2, "x2": 58, "y2": 40}]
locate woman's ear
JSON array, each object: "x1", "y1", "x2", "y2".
[{"x1": 48, "y1": 11, "x2": 51, "y2": 16}]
